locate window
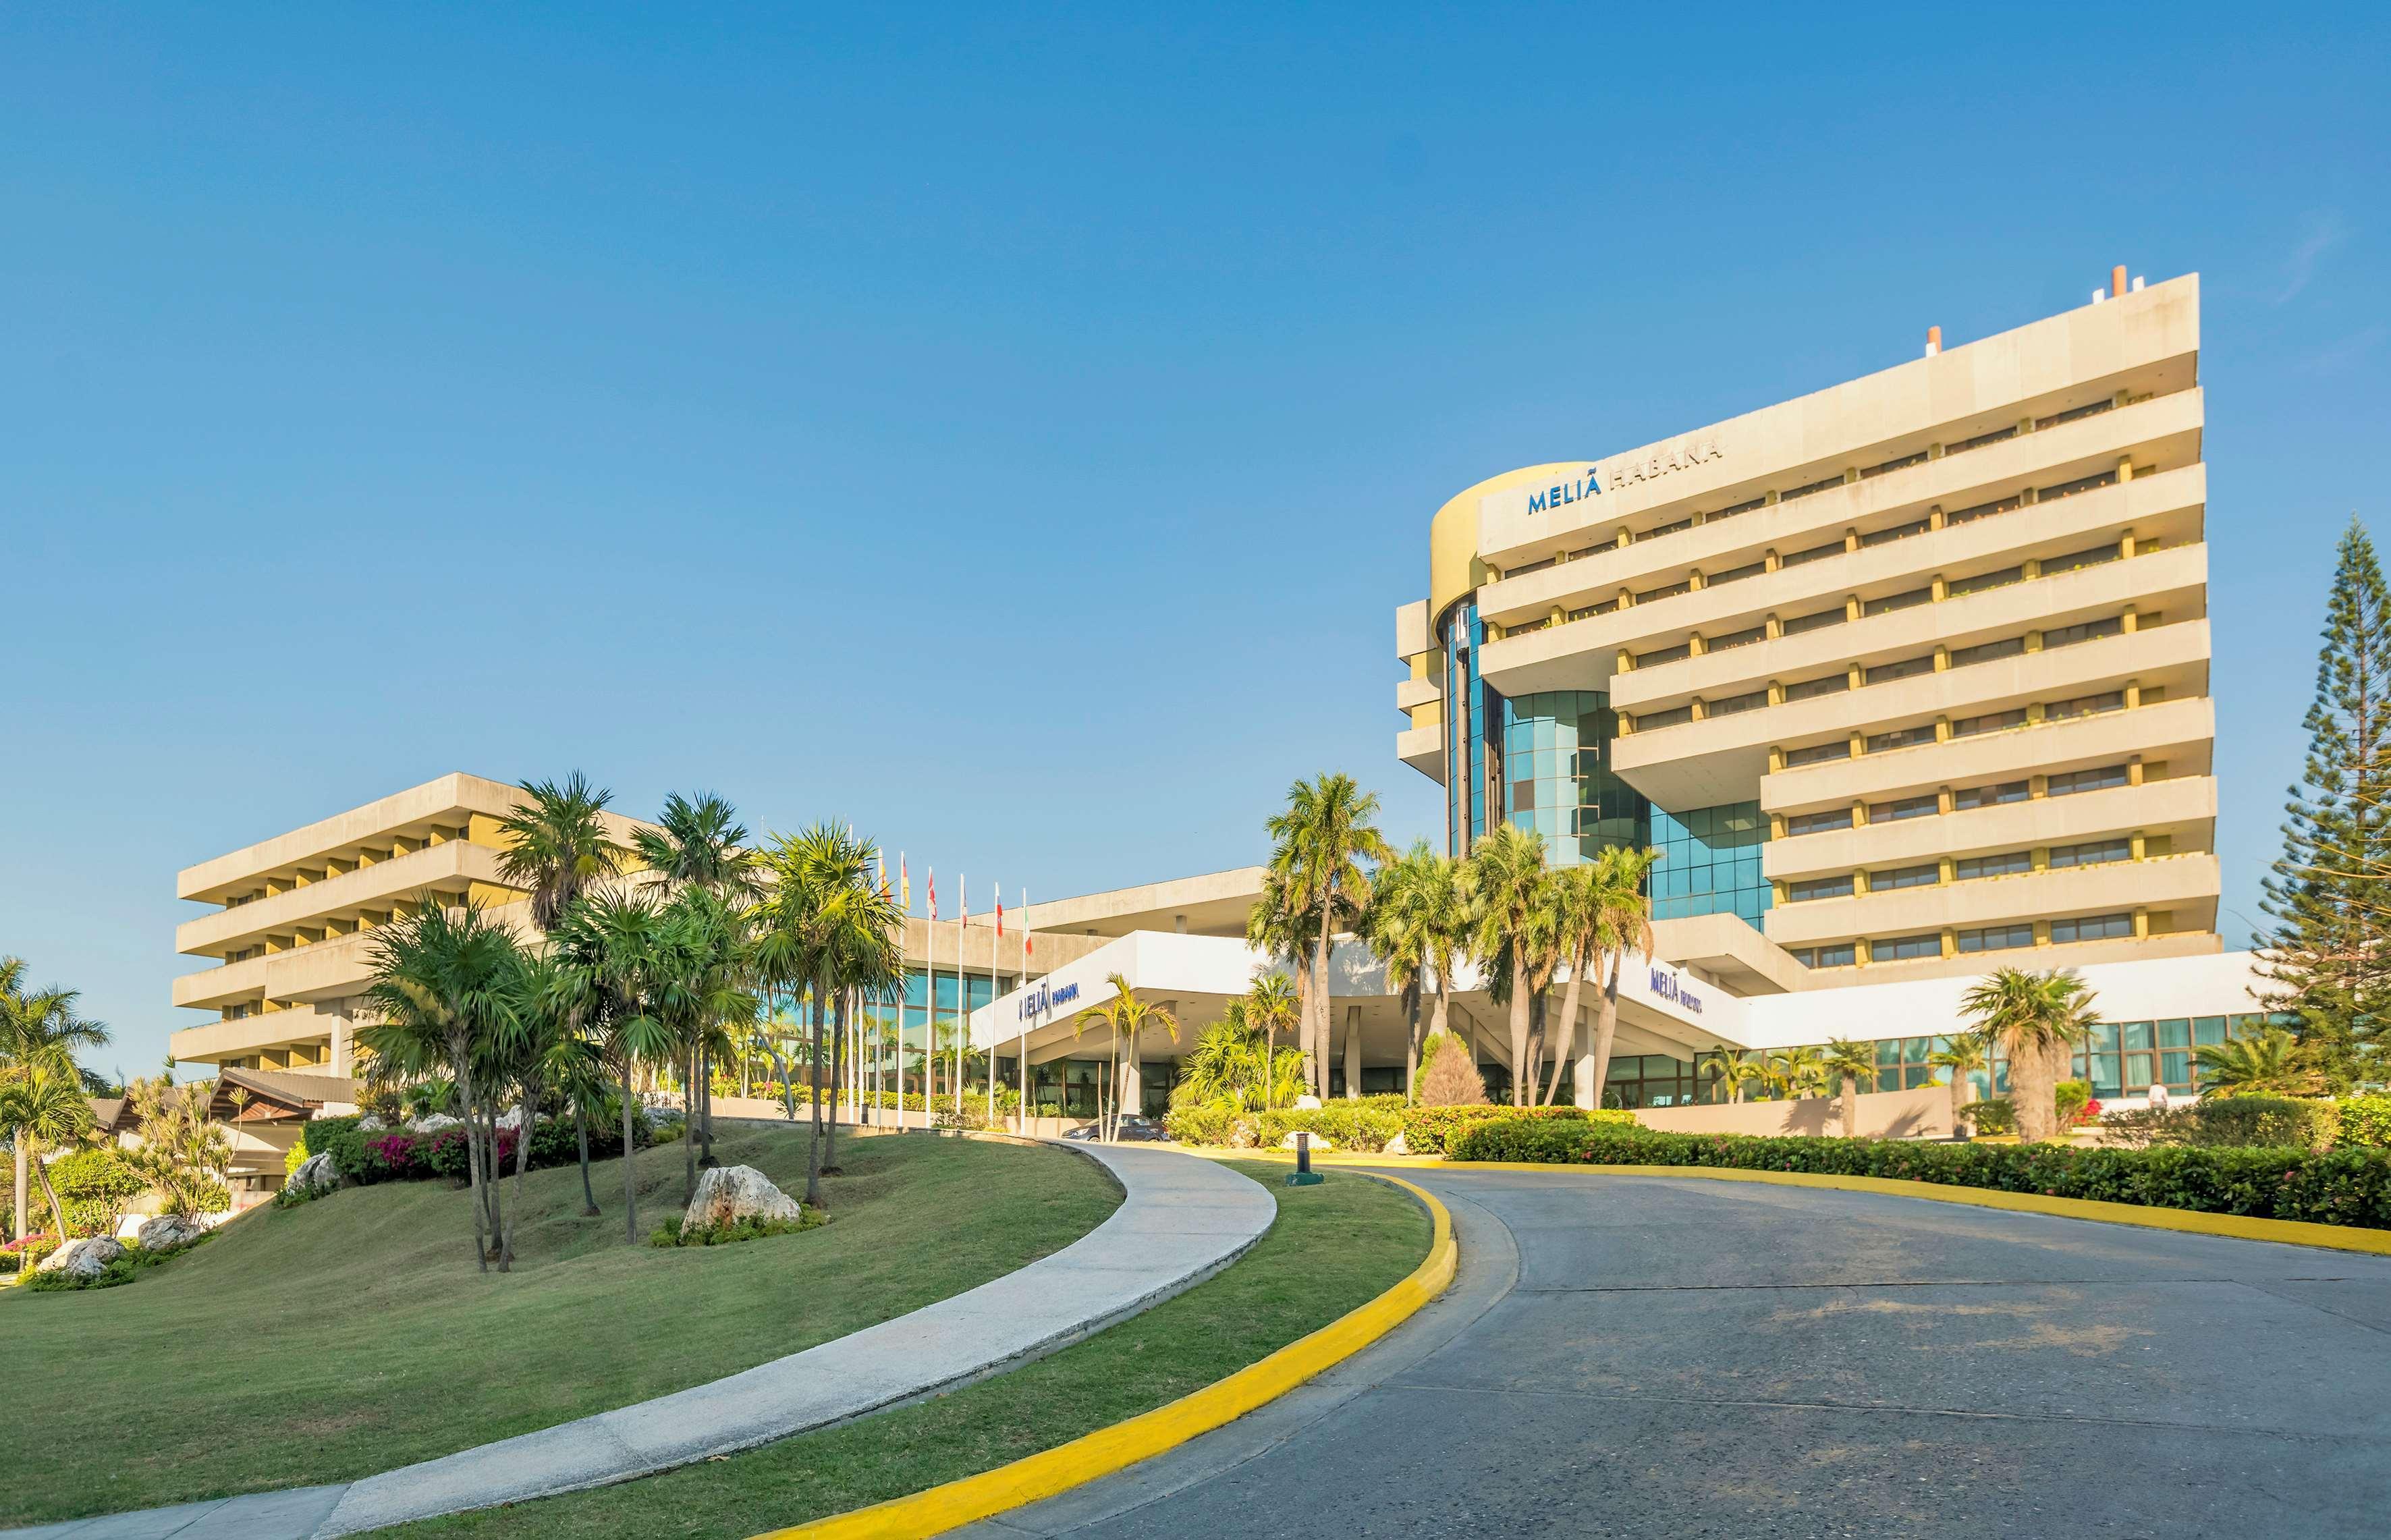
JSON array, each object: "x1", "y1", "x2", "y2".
[
  {"x1": 2045, "y1": 616, "x2": 2123, "y2": 649},
  {"x1": 1508, "y1": 556, "x2": 1556, "y2": 578},
  {"x1": 1954, "y1": 779, "x2": 2031, "y2": 810},
  {"x1": 1865, "y1": 655, "x2": 1935, "y2": 685},
  {"x1": 1867, "y1": 724, "x2": 1937, "y2": 753},
  {"x1": 2050, "y1": 837, "x2": 2131, "y2": 869},
  {"x1": 1950, "y1": 636, "x2": 2025, "y2": 668},
  {"x1": 1956, "y1": 850, "x2": 2031, "y2": 880},
  {"x1": 1873, "y1": 863, "x2": 1940, "y2": 891},
  {"x1": 1959, "y1": 923, "x2": 2034, "y2": 954},
  {"x1": 1787, "y1": 806, "x2": 1854, "y2": 836},
  {"x1": 1784, "y1": 740, "x2": 1851, "y2": 768},
  {"x1": 1861, "y1": 451, "x2": 1930, "y2": 480},
  {"x1": 1637, "y1": 642, "x2": 1692, "y2": 667},
  {"x1": 2039, "y1": 471, "x2": 2119, "y2": 503},
  {"x1": 1782, "y1": 473, "x2": 1845, "y2": 501},
  {"x1": 2042, "y1": 543, "x2": 2121, "y2": 576},
  {"x1": 1709, "y1": 624, "x2": 1767, "y2": 651},
  {"x1": 2048, "y1": 764, "x2": 2130, "y2": 796},
  {"x1": 1708, "y1": 495, "x2": 1767, "y2": 520},
  {"x1": 1788, "y1": 874, "x2": 1856, "y2": 902},
  {"x1": 2053, "y1": 912, "x2": 2133, "y2": 943},
  {"x1": 1637, "y1": 580, "x2": 1692, "y2": 604},
  {"x1": 2045, "y1": 692, "x2": 2126, "y2": 721},
  {"x1": 1709, "y1": 560, "x2": 1767, "y2": 586},
  {"x1": 1864, "y1": 588, "x2": 1931, "y2": 617},
  {"x1": 1633, "y1": 518, "x2": 1695, "y2": 543},
  {"x1": 2035, "y1": 398, "x2": 2116, "y2": 430},
  {"x1": 1875, "y1": 933, "x2": 1942, "y2": 961},
  {"x1": 1859, "y1": 516, "x2": 1931, "y2": 545},
  {"x1": 1567, "y1": 599, "x2": 1617, "y2": 620},
  {"x1": 1793, "y1": 943, "x2": 1857, "y2": 969},
  {"x1": 1871, "y1": 794, "x2": 1938, "y2": 823},
  {"x1": 1945, "y1": 493, "x2": 2023, "y2": 524},
  {"x1": 1637, "y1": 705, "x2": 1693, "y2": 730},
  {"x1": 1949, "y1": 566, "x2": 2023, "y2": 597},
  {"x1": 1947, "y1": 424, "x2": 2018, "y2": 454},
  {"x1": 1951, "y1": 707, "x2": 2028, "y2": 738},
  {"x1": 1782, "y1": 542, "x2": 1844, "y2": 570},
  {"x1": 1784, "y1": 673, "x2": 1850, "y2": 702},
  {"x1": 1709, "y1": 688, "x2": 1769, "y2": 717},
  {"x1": 1782, "y1": 607, "x2": 1846, "y2": 636}
]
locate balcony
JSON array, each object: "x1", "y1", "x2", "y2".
[
  {"x1": 172, "y1": 897, "x2": 541, "y2": 1011},
  {"x1": 177, "y1": 840, "x2": 512, "y2": 957},
  {"x1": 1763, "y1": 775, "x2": 2218, "y2": 881},
  {"x1": 1762, "y1": 853, "x2": 2222, "y2": 949},
  {"x1": 1397, "y1": 723, "x2": 1444, "y2": 782},
  {"x1": 1610, "y1": 620, "x2": 2211, "y2": 808},
  {"x1": 1478, "y1": 388, "x2": 2205, "y2": 626}
]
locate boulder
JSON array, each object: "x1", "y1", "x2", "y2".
[
  {"x1": 1277, "y1": 1130, "x2": 1336, "y2": 1151},
  {"x1": 1382, "y1": 1130, "x2": 1410, "y2": 1156},
  {"x1": 136, "y1": 1214, "x2": 208, "y2": 1252},
  {"x1": 495, "y1": 1106, "x2": 525, "y2": 1132},
  {"x1": 285, "y1": 1151, "x2": 341, "y2": 1196},
  {"x1": 38, "y1": 1236, "x2": 123, "y2": 1280},
  {"x1": 358, "y1": 1114, "x2": 386, "y2": 1132},
  {"x1": 410, "y1": 1113, "x2": 462, "y2": 1133},
  {"x1": 684, "y1": 1164, "x2": 805, "y2": 1230}
]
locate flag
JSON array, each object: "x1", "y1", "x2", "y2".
[
  {"x1": 995, "y1": 886, "x2": 1004, "y2": 939},
  {"x1": 960, "y1": 875, "x2": 968, "y2": 928},
  {"x1": 901, "y1": 853, "x2": 910, "y2": 912},
  {"x1": 875, "y1": 848, "x2": 887, "y2": 900},
  {"x1": 928, "y1": 869, "x2": 937, "y2": 922},
  {"x1": 1023, "y1": 887, "x2": 1032, "y2": 957}
]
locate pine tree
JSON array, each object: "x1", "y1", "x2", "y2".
[{"x1": 2256, "y1": 516, "x2": 2391, "y2": 1089}]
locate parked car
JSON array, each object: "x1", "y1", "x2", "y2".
[{"x1": 1062, "y1": 1116, "x2": 1168, "y2": 1143}]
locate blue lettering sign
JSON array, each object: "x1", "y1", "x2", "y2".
[
  {"x1": 1648, "y1": 966, "x2": 1703, "y2": 1016},
  {"x1": 1525, "y1": 468, "x2": 1603, "y2": 516}
]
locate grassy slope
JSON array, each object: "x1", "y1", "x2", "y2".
[
  {"x1": 379, "y1": 1162, "x2": 1429, "y2": 1540},
  {"x1": 0, "y1": 1125, "x2": 1118, "y2": 1528}
]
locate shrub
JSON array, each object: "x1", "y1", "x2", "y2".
[
  {"x1": 2054, "y1": 1080, "x2": 2093, "y2": 1128},
  {"x1": 1442, "y1": 1123, "x2": 2391, "y2": 1230},
  {"x1": 1447, "y1": 1115, "x2": 1602, "y2": 1163},
  {"x1": 284, "y1": 1136, "x2": 310, "y2": 1177},
  {"x1": 1401, "y1": 1104, "x2": 1634, "y2": 1155},
  {"x1": 648, "y1": 1209, "x2": 827, "y2": 1248},
  {"x1": 47, "y1": 1149, "x2": 149, "y2": 1238},
  {"x1": 1259, "y1": 1105, "x2": 1406, "y2": 1153},
  {"x1": 2339, "y1": 1096, "x2": 2391, "y2": 1149},
  {"x1": 1163, "y1": 1101, "x2": 1240, "y2": 1147},
  {"x1": 1960, "y1": 1099, "x2": 2016, "y2": 1135},
  {"x1": 1417, "y1": 1031, "x2": 1489, "y2": 1107},
  {"x1": 307, "y1": 1109, "x2": 657, "y2": 1188},
  {"x1": 2189, "y1": 1095, "x2": 2338, "y2": 1153},
  {"x1": 1, "y1": 1232, "x2": 59, "y2": 1274},
  {"x1": 20, "y1": 1232, "x2": 212, "y2": 1292}
]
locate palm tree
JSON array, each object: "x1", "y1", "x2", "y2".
[
  {"x1": 1072, "y1": 974, "x2": 1180, "y2": 1140},
  {"x1": 0, "y1": 1061, "x2": 94, "y2": 1241},
  {"x1": 1960, "y1": 967, "x2": 2099, "y2": 1140},
  {"x1": 1468, "y1": 823, "x2": 1554, "y2": 1107},
  {"x1": 121, "y1": 1077, "x2": 233, "y2": 1219},
  {"x1": 1363, "y1": 844, "x2": 1434, "y2": 1101},
  {"x1": 1703, "y1": 1047, "x2": 1760, "y2": 1105},
  {"x1": 358, "y1": 896, "x2": 527, "y2": 1271},
  {"x1": 1928, "y1": 1030, "x2": 1993, "y2": 1136},
  {"x1": 1578, "y1": 845, "x2": 1660, "y2": 1113},
  {"x1": 1176, "y1": 1014, "x2": 1267, "y2": 1111},
  {"x1": 2195, "y1": 1027, "x2": 2319, "y2": 1097},
  {"x1": 1261, "y1": 775, "x2": 1391, "y2": 1099},
  {"x1": 1541, "y1": 863, "x2": 1602, "y2": 1105},
  {"x1": 1, "y1": 963, "x2": 111, "y2": 1244},
  {"x1": 1821, "y1": 1038, "x2": 1878, "y2": 1137},
  {"x1": 648, "y1": 888, "x2": 759, "y2": 1202},
  {"x1": 495, "y1": 773, "x2": 630, "y2": 930},
  {"x1": 1244, "y1": 972, "x2": 1302, "y2": 1111},
  {"x1": 547, "y1": 889, "x2": 680, "y2": 1242},
  {"x1": 1771, "y1": 1044, "x2": 1832, "y2": 1101},
  {"x1": 632, "y1": 791, "x2": 759, "y2": 1165}
]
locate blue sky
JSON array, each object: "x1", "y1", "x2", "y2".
[{"x1": 4, "y1": 5, "x2": 2384, "y2": 1079}]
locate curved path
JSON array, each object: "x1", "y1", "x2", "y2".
[
  {"x1": 969, "y1": 1165, "x2": 2391, "y2": 1540},
  {"x1": 7, "y1": 1139, "x2": 1274, "y2": 1540}
]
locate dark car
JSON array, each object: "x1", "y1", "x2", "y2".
[{"x1": 1061, "y1": 1116, "x2": 1168, "y2": 1143}]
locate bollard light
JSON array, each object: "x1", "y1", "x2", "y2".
[{"x1": 1285, "y1": 1128, "x2": 1324, "y2": 1187}]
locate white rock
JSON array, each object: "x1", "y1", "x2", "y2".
[
  {"x1": 1383, "y1": 1130, "x2": 1410, "y2": 1155},
  {"x1": 496, "y1": 1106, "x2": 525, "y2": 1132},
  {"x1": 136, "y1": 1214, "x2": 207, "y2": 1251},
  {"x1": 684, "y1": 1164, "x2": 805, "y2": 1230},
  {"x1": 358, "y1": 1114, "x2": 386, "y2": 1132},
  {"x1": 285, "y1": 1151, "x2": 342, "y2": 1195},
  {"x1": 38, "y1": 1236, "x2": 123, "y2": 1279},
  {"x1": 1277, "y1": 1131, "x2": 1336, "y2": 1151},
  {"x1": 409, "y1": 1113, "x2": 462, "y2": 1133},
  {"x1": 1293, "y1": 1094, "x2": 1324, "y2": 1110}
]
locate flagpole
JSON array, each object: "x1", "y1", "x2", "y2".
[
  {"x1": 900, "y1": 853, "x2": 910, "y2": 1132},
  {"x1": 1018, "y1": 886, "x2": 1030, "y2": 1136},
  {"x1": 954, "y1": 875, "x2": 966, "y2": 1120},
  {"x1": 985, "y1": 878, "x2": 997, "y2": 1126}
]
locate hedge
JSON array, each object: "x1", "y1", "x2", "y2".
[
  {"x1": 1400, "y1": 1105, "x2": 1636, "y2": 1155},
  {"x1": 2338, "y1": 1096, "x2": 2391, "y2": 1149},
  {"x1": 1162, "y1": 1101, "x2": 1634, "y2": 1154},
  {"x1": 1444, "y1": 1120, "x2": 2391, "y2": 1230},
  {"x1": 304, "y1": 1111, "x2": 666, "y2": 1188}
]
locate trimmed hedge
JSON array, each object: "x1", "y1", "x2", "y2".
[
  {"x1": 1444, "y1": 1120, "x2": 2391, "y2": 1230},
  {"x1": 304, "y1": 1111, "x2": 662, "y2": 1188},
  {"x1": 2337, "y1": 1096, "x2": 2391, "y2": 1149},
  {"x1": 1400, "y1": 1105, "x2": 1636, "y2": 1155}
]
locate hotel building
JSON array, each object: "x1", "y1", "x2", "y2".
[{"x1": 171, "y1": 267, "x2": 2277, "y2": 1158}]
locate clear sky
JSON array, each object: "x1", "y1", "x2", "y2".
[{"x1": 4, "y1": 5, "x2": 2384, "y2": 1080}]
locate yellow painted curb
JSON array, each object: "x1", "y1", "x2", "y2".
[
  {"x1": 751, "y1": 1172, "x2": 1456, "y2": 1540},
  {"x1": 1438, "y1": 1159, "x2": 2391, "y2": 1257}
]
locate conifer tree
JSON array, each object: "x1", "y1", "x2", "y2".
[{"x1": 2256, "y1": 516, "x2": 2391, "y2": 1089}]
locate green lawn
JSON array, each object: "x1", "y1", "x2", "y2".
[
  {"x1": 0, "y1": 1124, "x2": 1118, "y2": 1529},
  {"x1": 373, "y1": 1163, "x2": 1430, "y2": 1540}
]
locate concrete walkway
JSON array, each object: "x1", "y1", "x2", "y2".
[{"x1": 8, "y1": 1139, "x2": 1275, "y2": 1540}]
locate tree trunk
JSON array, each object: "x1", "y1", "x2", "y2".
[
  {"x1": 456, "y1": 1047, "x2": 488, "y2": 1273},
  {"x1": 503, "y1": 1082, "x2": 535, "y2": 1270},
  {"x1": 682, "y1": 1046, "x2": 700, "y2": 1205},
  {"x1": 2008, "y1": 1035, "x2": 2052, "y2": 1140},
  {"x1": 1841, "y1": 1074, "x2": 1859, "y2": 1138},
  {"x1": 576, "y1": 1099, "x2": 599, "y2": 1215},
  {"x1": 34, "y1": 1154, "x2": 67, "y2": 1242},
  {"x1": 770, "y1": 1043, "x2": 797, "y2": 1123},
  {"x1": 620, "y1": 1067, "x2": 640, "y2": 1244},
  {"x1": 483, "y1": 1101, "x2": 505, "y2": 1261},
  {"x1": 1507, "y1": 956, "x2": 1531, "y2": 1108},
  {"x1": 1545, "y1": 952, "x2": 1585, "y2": 1106},
  {"x1": 13, "y1": 1140, "x2": 27, "y2": 1244},
  {"x1": 1403, "y1": 983, "x2": 1423, "y2": 1103},
  {"x1": 825, "y1": 995, "x2": 847, "y2": 1172},
  {"x1": 698, "y1": 1047, "x2": 717, "y2": 1168},
  {"x1": 1310, "y1": 922, "x2": 1334, "y2": 1098},
  {"x1": 1587, "y1": 948, "x2": 1625, "y2": 1111},
  {"x1": 804, "y1": 990, "x2": 826, "y2": 1207}
]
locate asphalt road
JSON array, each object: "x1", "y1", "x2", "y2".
[{"x1": 966, "y1": 1165, "x2": 2391, "y2": 1540}]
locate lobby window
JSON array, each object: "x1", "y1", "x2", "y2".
[
  {"x1": 1870, "y1": 793, "x2": 1938, "y2": 823},
  {"x1": 1649, "y1": 803, "x2": 1769, "y2": 927},
  {"x1": 1954, "y1": 779, "x2": 2030, "y2": 810},
  {"x1": 2052, "y1": 912, "x2": 2133, "y2": 943},
  {"x1": 1786, "y1": 806, "x2": 1854, "y2": 837},
  {"x1": 2052, "y1": 837, "x2": 2132, "y2": 869},
  {"x1": 1873, "y1": 1034, "x2": 1942, "y2": 1092},
  {"x1": 1874, "y1": 933, "x2": 1942, "y2": 962},
  {"x1": 1958, "y1": 923, "x2": 2034, "y2": 954},
  {"x1": 1791, "y1": 943, "x2": 1857, "y2": 969},
  {"x1": 1955, "y1": 850, "x2": 2031, "y2": 881},
  {"x1": 2049, "y1": 764, "x2": 2131, "y2": 796},
  {"x1": 1787, "y1": 873, "x2": 1854, "y2": 903},
  {"x1": 1872, "y1": 862, "x2": 1940, "y2": 891}
]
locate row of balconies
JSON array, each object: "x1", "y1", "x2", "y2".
[
  {"x1": 1761, "y1": 850, "x2": 2221, "y2": 951},
  {"x1": 1759, "y1": 772, "x2": 2214, "y2": 881},
  {"x1": 1479, "y1": 461, "x2": 2205, "y2": 698},
  {"x1": 178, "y1": 839, "x2": 518, "y2": 957},
  {"x1": 1478, "y1": 385, "x2": 2203, "y2": 617}
]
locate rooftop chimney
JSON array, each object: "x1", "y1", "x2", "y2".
[
  {"x1": 2112, "y1": 265, "x2": 2128, "y2": 298},
  {"x1": 1924, "y1": 325, "x2": 1942, "y2": 358}
]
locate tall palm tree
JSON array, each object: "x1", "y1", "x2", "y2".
[
  {"x1": 547, "y1": 889, "x2": 680, "y2": 1242},
  {"x1": 1262, "y1": 775, "x2": 1390, "y2": 1099},
  {"x1": 1821, "y1": 1038, "x2": 1879, "y2": 1137},
  {"x1": 1072, "y1": 974, "x2": 1180, "y2": 1140},
  {"x1": 1960, "y1": 967, "x2": 2099, "y2": 1140},
  {"x1": 1578, "y1": 844, "x2": 1660, "y2": 1112},
  {"x1": 0, "y1": 1062, "x2": 93, "y2": 1241},
  {"x1": 1468, "y1": 823, "x2": 1554, "y2": 1107},
  {"x1": 1541, "y1": 863, "x2": 1602, "y2": 1105},
  {"x1": 1928, "y1": 1029, "x2": 1993, "y2": 1136},
  {"x1": 649, "y1": 887, "x2": 759, "y2": 1202},
  {"x1": 1363, "y1": 845, "x2": 1433, "y2": 1101},
  {"x1": 2194, "y1": 1027, "x2": 2319, "y2": 1097},
  {"x1": 633, "y1": 790, "x2": 759, "y2": 1165},
  {"x1": 1244, "y1": 972, "x2": 1302, "y2": 1111},
  {"x1": 358, "y1": 897, "x2": 528, "y2": 1271},
  {"x1": 1, "y1": 964, "x2": 111, "y2": 1244},
  {"x1": 495, "y1": 773, "x2": 630, "y2": 931}
]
